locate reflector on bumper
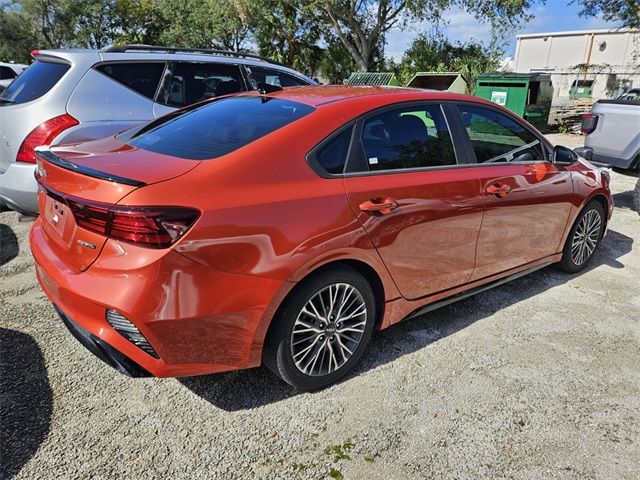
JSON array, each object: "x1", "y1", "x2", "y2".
[{"x1": 106, "y1": 309, "x2": 159, "y2": 359}]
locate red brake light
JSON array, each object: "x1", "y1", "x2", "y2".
[
  {"x1": 581, "y1": 113, "x2": 598, "y2": 134},
  {"x1": 17, "y1": 114, "x2": 79, "y2": 164},
  {"x1": 63, "y1": 195, "x2": 199, "y2": 248},
  {"x1": 31, "y1": 49, "x2": 40, "y2": 57}
]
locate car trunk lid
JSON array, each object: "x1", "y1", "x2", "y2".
[{"x1": 35, "y1": 138, "x2": 201, "y2": 271}]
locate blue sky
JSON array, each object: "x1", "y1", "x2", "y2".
[{"x1": 385, "y1": 0, "x2": 621, "y2": 60}]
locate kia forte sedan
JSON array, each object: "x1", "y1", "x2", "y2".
[{"x1": 30, "y1": 86, "x2": 613, "y2": 390}]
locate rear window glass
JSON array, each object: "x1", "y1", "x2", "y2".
[
  {"x1": 0, "y1": 61, "x2": 69, "y2": 104},
  {"x1": 96, "y1": 62, "x2": 165, "y2": 100},
  {"x1": 125, "y1": 96, "x2": 315, "y2": 160},
  {"x1": 247, "y1": 66, "x2": 310, "y2": 88}
]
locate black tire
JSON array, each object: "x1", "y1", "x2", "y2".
[
  {"x1": 263, "y1": 266, "x2": 376, "y2": 391},
  {"x1": 633, "y1": 178, "x2": 640, "y2": 215},
  {"x1": 556, "y1": 200, "x2": 605, "y2": 273}
]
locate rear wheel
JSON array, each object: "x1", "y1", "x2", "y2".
[
  {"x1": 633, "y1": 178, "x2": 640, "y2": 214},
  {"x1": 556, "y1": 200, "x2": 605, "y2": 273},
  {"x1": 263, "y1": 266, "x2": 376, "y2": 391}
]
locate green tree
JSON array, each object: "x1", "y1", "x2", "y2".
[
  {"x1": 311, "y1": 0, "x2": 536, "y2": 72},
  {"x1": 390, "y1": 33, "x2": 501, "y2": 92},
  {"x1": 0, "y1": 5, "x2": 40, "y2": 62},
  {"x1": 575, "y1": 0, "x2": 640, "y2": 28},
  {"x1": 157, "y1": 0, "x2": 251, "y2": 50},
  {"x1": 319, "y1": 36, "x2": 357, "y2": 83},
  {"x1": 242, "y1": 0, "x2": 322, "y2": 74},
  {"x1": 110, "y1": 0, "x2": 164, "y2": 45}
]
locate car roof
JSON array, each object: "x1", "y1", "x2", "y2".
[
  {"x1": 255, "y1": 84, "x2": 488, "y2": 107},
  {"x1": 32, "y1": 48, "x2": 314, "y2": 83}
]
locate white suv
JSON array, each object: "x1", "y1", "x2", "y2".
[
  {"x1": 0, "y1": 45, "x2": 316, "y2": 214},
  {"x1": 0, "y1": 62, "x2": 28, "y2": 93}
]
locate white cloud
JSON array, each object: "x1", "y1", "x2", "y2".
[
  {"x1": 384, "y1": 3, "x2": 619, "y2": 61},
  {"x1": 385, "y1": 6, "x2": 497, "y2": 60}
]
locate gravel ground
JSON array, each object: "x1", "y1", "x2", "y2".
[{"x1": 1, "y1": 135, "x2": 639, "y2": 479}]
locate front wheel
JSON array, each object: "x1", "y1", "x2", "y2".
[
  {"x1": 633, "y1": 178, "x2": 640, "y2": 214},
  {"x1": 556, "y1": 200, "x2": 605, "y2": 273},
  {"x1": 263, "y1": 266, "x2": 376, "y2": 391}
]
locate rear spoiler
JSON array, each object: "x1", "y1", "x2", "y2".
[{"x1": 35, "y1": 147, "x2": 146, "y2": 187}]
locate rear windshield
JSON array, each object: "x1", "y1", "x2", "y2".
[
  {"x1": 125, "y1": 96, "x2": 315, "y2": 160},
  {"x1": 0, "y1": 60, "x2": 70, "y2": 104}
]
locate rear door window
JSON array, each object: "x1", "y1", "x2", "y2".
[
  {"x1": 357, "y1": 104, "x2": 457, "y2": 171},
  {"x1": 0, "y1": 61, "x2": 70, "y2": 104},
  {"x1": 95, "y1": 62, "x2": 165, "y2": 100},
  {"x1": 156, "y1": 62, "x2": 244, "y2": 107},
  {"x1": 125, "y1": 96, "x2": 314, "y2": 160},
  {"x1": 246, "y1": 66, "x2": 309, "y2": 88}
]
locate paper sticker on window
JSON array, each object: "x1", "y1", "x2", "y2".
[
  {"x1": 368, "y1": 157, "x2": 379, "y2": 165},
  {"x1": 491, "y1": 91, "x2": 507, "y2": 106}
]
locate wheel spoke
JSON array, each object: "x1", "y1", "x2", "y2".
[
  {"x1": 337, "y1": 304, "x2": 366, "y2": 322},
  {"x1": 305, "y1": 300, "x2": 326, "y2": 323}
]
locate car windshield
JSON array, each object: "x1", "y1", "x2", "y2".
[
  {"x1": 0, "y1": 60, "x2": 70, "y2": 105},
  {"x1": 124, "y1": 96, "x2": 315, "y2": 160}
]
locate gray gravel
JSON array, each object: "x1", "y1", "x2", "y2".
[{"x1": 1, "y1": 145, "x2": 639, "y2": 479}]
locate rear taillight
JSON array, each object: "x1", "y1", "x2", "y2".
[
  {"x1": 581, "y1": 113, "x2": 598, "y2": 134},
  {"x1": 60, "y1": 194, "x2": 200, "y2": 248},
  {"x1": 17, "y1": 114, "x2": 79, "y2": 164}
]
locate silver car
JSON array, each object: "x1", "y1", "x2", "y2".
[{"x1": 0, "y1": 45, "x2": 316, "y2": 214}]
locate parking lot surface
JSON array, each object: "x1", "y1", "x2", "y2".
[{"x1": 1, "y1": 160, "x2": 639, "y2": 479}]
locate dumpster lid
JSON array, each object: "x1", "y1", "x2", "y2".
[
  {"x1": 407, "y1": 72, "x2": 468, "y2": 90},
  {"x1": 345, "y1": 72, "x2": 398, "y2": 86}
]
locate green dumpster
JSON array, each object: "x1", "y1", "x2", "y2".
[
  {"x1": 474, "y1": 73, "x2": 553, "y2": 131},
  {"x1": 345, "y1": 72, "x2": 399, "y2": 86},
  {"x1": 407, "y1": 72, "x2": 468, "y2": 93},
  {"x1": 569, "y1": 79, "x2": 594, "y2": 99}
]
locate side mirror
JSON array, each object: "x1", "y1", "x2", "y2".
[{"x1": 552, "y1": 145, "x2": 579, "y2": 166}]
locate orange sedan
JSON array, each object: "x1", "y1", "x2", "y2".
[{"x1": 30, "y1": 86, "x2": 613, "y2": 390}]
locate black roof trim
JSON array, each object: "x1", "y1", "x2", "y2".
[{"x1": 103, "y1": 44, "x2": 285, "y2": 67}]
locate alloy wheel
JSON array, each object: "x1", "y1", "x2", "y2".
[
  {"x1": 571, "y1": 209, "x2": 602, "y2": 266},
  {"x1": 290, "y1": 283, "x2": 367, "y2": 377}
]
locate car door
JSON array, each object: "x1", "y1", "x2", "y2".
[
  {"x1": 343, "y1": 103, "x2": 484, "y2": 300},
  {"x1": 453, "y1": 103, "x2": 574, "y2": 281},
  {"x1": 153, "y1": 61, "x2": 247, "y2": 117}
]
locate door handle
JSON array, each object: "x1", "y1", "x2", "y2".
[
  {"x1": 486, "y1": 183, "x2": 511, "y2": 198},
  {"x1": 359, "y1": 197, "x2": 398, "y2": 215}
]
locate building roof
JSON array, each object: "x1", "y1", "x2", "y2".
[{"x1": 517, "y1": 28, "x2": 639, "y2": 39}]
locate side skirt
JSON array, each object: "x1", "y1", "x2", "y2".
[{"x1": 405, "y1": 262, "x2": 552, "y2": 321}]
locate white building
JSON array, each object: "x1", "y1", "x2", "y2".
[{"x1": 513, "y1": 28, "x2": 640, "y2": 102}]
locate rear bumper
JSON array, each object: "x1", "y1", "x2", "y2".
[
  {"x1": 30, "y1": 219, "x2": 287, "y2": 378},
  {"x1": 0, "y1": 162, "x2": 39, "y2": 214},
  {"x1": 55, "y1": 305, "x2": 151, "y2": 377},
  {"x1": 581, "y1": 147, "x2": 638, "y2": 172}
]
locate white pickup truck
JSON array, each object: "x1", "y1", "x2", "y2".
[{"x1": 578, "y1": 99, "x2": 640, "y2": 212}]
